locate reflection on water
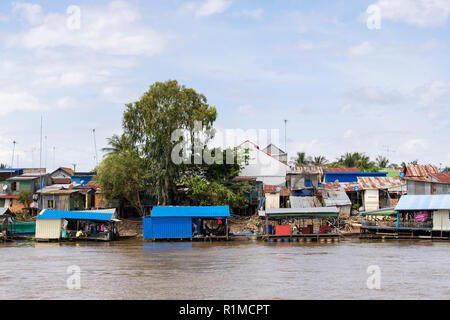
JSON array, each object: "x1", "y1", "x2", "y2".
[{"x1": 1, "y1": 239, "x2": 449, "y2": 300}]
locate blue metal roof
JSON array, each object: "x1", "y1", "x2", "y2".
[
  {"x1": 324, "y1": 172, "x2": 388, "y2": 183},
  {"x1": 395, "y1": 195, "x2": 450, "y2": 211},
  {"x1": 36, "y1": 210, "x2": 113, "y2": 221},
  {"x1": 151, "y1": 206, "x2": 230, "y2": 218}
]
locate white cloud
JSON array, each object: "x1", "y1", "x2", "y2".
[
  {"x1": 343, "y1": 129, "x2": 354, "y2": 139},
  {"x1": 297, "y1": 40, "x2": 331, "y2": 51},
  {"x1": 178, "y1": 0, "x2": 232, "y2": 17},
  {"x1": 0, "y1": 91, "x2": 42, "y2": 115},
  {"x1": 350, "y1": 87, "x2": 403, "y2": 105},
  {"x1": 405, "y1": 139, "x2": 429, "y2": 150},
  {"x1": 7, "y1": 1, "x2": 167, "y2": 56},
  {"x1": 12, "y1": 2, "x2": 43, "y2": 25},
  {"x1": 415, "y1": 81, "x2": 450, "y2": 105},
  {"x1": 236, "y1": 8, "x2": 263, "y2": 20},
  {"x1": 366, "y1": 0, "x2": 450, "y2": 27},
  {"x1": 349, "y1": 41, "x2": 374, "y2": 57},
  {"x1": 238, "y1": 105, "x2": 256, "y2": 116}
]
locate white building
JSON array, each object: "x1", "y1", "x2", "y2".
[{"x1": 237, "y1": 141, "x2": 290, "y2": 185}]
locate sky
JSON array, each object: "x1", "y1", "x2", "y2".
[{"x1": 0, "y1": 0, "x2": 449, "y2": 171}]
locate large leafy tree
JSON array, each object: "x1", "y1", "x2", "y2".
[
  {"x1": 94, "y1": 151, "x2": 148, "y2": 216},
  {"x1": 181, "y1": 147, "x2": 250, "y2": 209},
  {"x1": 123, "y1": 80, "x2": 217, "y2": 205}
]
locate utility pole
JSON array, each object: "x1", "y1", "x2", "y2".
[
  {"x1": 39, "y1": 116, "x2": 43, "y2": 210},
  {"x1": 53, "y1": 146, "x2": 56, "y2": 170},
  {"x1": 93, "y1": 129, "x2": 99, "y2": 167},
  {"x1": 11, "y1": 140, "x2": 17, "y2": 168},
  {"x1": 382, "y1": 145, "x2": 396, "y2": 163},
  {"x1": 284, "y1": 119, "x2": 288, "y2": 153}
]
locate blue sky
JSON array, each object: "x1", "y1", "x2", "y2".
[{"x1": 0, "y1": 0, "x2": 449, "y2": 171}]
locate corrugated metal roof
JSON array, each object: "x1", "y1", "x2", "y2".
[
  {"x1": 322, "y1": 189, "x2": 352, "y2": 206},
  {"x1": 324, "y1": 181, "x2": 360, "y2": 192},
  {"x1": 36, "y1": 210, "x2": 113, "y2": 221},
  {"x1": 264, "y1": 185, "x2": 289, "y2": 196},
  {"x1": 404, "y1": 165, "x2": 438, "y2": 177},
  {"x1": 151, "y1": 206, "x2": 230, "y2": 218},
  {"x1": 325, "y1": 168, "x2": 359, "y2": 173},
  {"x1": 429, "y1": 172, "x2": 450, "y2": 183},
  {"x1": 291, "y1": 166, "x2": 324, "y2": 174},
  {"x1": 0, "y1": 208, "x2": 12, "y2": 216},
  {"x1": 41, "y1": 189, "x2": 80, "y2": 195},
  {"x1": 266, "y1": 207, "x2": 339, "y2": 215},
  {"x1": 395, "y1": 195, "x2": 450, "y2": 211},
  {"x1": 290, "y1": 196, "x2": 320, "y2": 208},
  {"x1": 7, "y1": 175, "x2": 40, "y2": 181},
  {"x1": 357, "y1": 177, "x2": 405, "y2": 190}
]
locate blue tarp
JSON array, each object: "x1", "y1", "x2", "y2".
[
  {"x1": 395, "y1": 195, "x2": 450, "y2": 211},
  {"x1": 150, "y1": 206, "x2": 230, "y2": 218},
  {"x1": 36, "y1": 210, "x2": 113, "y2": 221}
]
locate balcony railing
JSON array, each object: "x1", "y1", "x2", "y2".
[{"x1": 363, "y1": 220, "x2": 433, "y2": 229}]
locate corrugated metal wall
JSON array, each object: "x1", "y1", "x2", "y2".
[
  {"x1": 36, "y1": 219, "x2": 62, "y2": 240},
  {"x1": 265, "y1": 193, "x2": 280, "y2": 209},
  {"x1": 143, "y1": 217, "x2": 192, "y2": 239},
  {"x1": 364, "y1": 190, "x2": 379, "y2": 211},
  {"x1": 433, "y1": 210, "x2": 450, "y2": 231}
]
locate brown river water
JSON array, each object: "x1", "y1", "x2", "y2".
[{"x1": 1, "y1": 239, "x2": 449, "y2": 300}]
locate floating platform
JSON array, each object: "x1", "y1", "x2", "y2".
[
  {"x1": 360, "y1": 227, "x2": 450, "y2": 240},
  {"x1": 262, "y1": 233, "x2": 340, "y2": 242},
  {"x1": 145, "y1": 235, "x2": 230, "y2": 242}
]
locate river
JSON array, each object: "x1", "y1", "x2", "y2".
[{"x1": 1, "y1": 239, "x2": 449, "y2": 300}]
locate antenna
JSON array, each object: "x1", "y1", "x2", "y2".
[
  {"x1": 381, "y1": 145, "x2": 396, "y2": 162},
  {"x1": 93, "y1": 129, "x2": 99, "y2": 167},
  {"x1": 44, "y1": 136, "x2": 48, "y2": 170},
  {"x1": 284, "y1": 119, "x2": 288, "y2": 153},
  {"x1": 53, "y1": 146, "x2": 56, "y2": 170},
  {"x1": 11, "y1": 140, "x2": 17, "y2": 168},
  {"x1": 39, "y1": 116, "x2": 43, "y2": 209}
]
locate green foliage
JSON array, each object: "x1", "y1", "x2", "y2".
[
  {"x1": 335, "y1": 152, "x2": 377, "y2": 171},
  {"x1": 291, "y1": 152, "x2": 310, "y2": 166},
  {"x1": 375, "y1": 156, "x2": 389, "y2": 168},
  {"x1": 17, "y1": 191, "x2": 32, "y2": 208},
  {"x1": 101, "y1": 134, "x2": 132, "y2": 157},
  {"x1": 182, "y1": 177, "x2": 250, "y2": 209},
  {"x1": 94, "y1": 151, "x2": 148, "y2": 216},
  {"x1": 0, "y1": 163, "x2": 7, "y2": 169},
  {"x1": 123, "y1": 80, "x2": 217, "y2": 205},
  {"x1": 291, "y1": 153, "x2": 328, "y2": 167}
]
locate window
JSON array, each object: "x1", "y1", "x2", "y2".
[
  {"x1": 48, "y1": 200, "x2": 55, "y2": 209},
  {"x1": 11, "y1": 182, "x2": 20, "y2": 192}
]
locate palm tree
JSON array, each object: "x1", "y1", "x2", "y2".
[
  {"x1": 311, "y1": 156, "x2": 328, "y2": 166},
  {"x1": 291, "y1": 152, "x2": 311, "y2": 166},
  {"x1": 101, "y1": 134, "x2": 131, "y2": 156},
  {"x1": 375, "y1": 156, "x2": 389, "y2": 168}
]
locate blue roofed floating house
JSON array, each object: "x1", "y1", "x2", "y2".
[
  {"x1": 143, "y1": 206, "x2": 231, "y2": 241},
  {"x1": 35, "y1": 209, "x2": 120, "y2": 242},
  {"x1": 360, "y1": 194, "x2": 450, "y2": 240}
]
